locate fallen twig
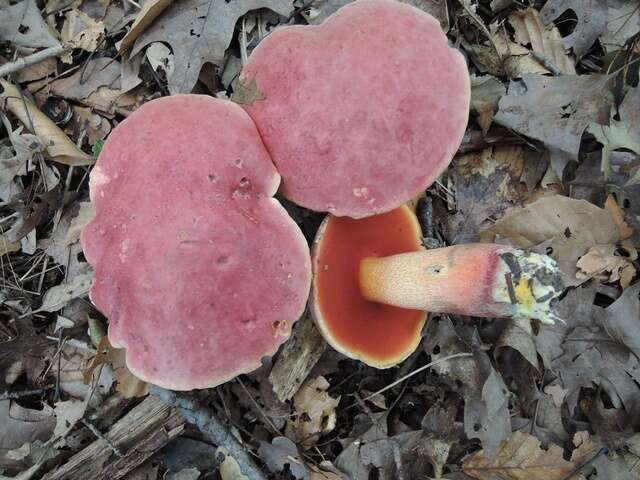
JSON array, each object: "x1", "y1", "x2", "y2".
[
  {"x1": 150, "y1": 385, "x2": 268, "y2": 480},
  {"x1": 42, "y1": 395, "x2": 183, "y2": 480},
  {"x1": 81, "y1": 418, "x2": 124, "y2": 457},
  {"x1": 531, "y1": 51, "x2": 562, "y2": 76},
  {"x1": 361, "y1": 352, "x2": 474, "y2": 401},
  {"x1": 0, "y1": 44, "x2": 71, "y2": 79},
  {"x1": 0, "y1": 387, "x2": 50, "y2": 400}
]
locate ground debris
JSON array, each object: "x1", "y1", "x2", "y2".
[{"x1": 1, "y1": 0, "x2": 640, "y2": 478}]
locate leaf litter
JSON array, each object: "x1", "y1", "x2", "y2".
[{"x1": 1, "y1": 0, "x2": 640, "y2": 479}]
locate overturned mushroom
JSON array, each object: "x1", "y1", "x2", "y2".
[
  {"x1": 311, "y1": 205, "x2": 426, "y2": 367},
  {"x1": 240, "y1": 0, "x2": 470, "y2": 218},
  {"x1": 311, "y1": 205, "x2": 563, "y2": 368},
  {"x1": 81, "y1": 95, "x2": 311, "y2": 390}
]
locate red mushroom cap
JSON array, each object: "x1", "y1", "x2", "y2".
[
  {"x1": 310, "y1": 205, "x2": 426, "y2": 367},
  {"x1": 240, "y1": 0, "x2": 470, "y2": 218},
  {"x1": 81, "y1": 95, "x2": 311, "y2": 390}
]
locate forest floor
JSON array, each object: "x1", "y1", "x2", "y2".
[{"x1": 1, "y1": 0, "x2": 640, "y2": 479}]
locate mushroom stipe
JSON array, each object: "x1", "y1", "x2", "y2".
[{"x1": 311, "y1": 205, "x2": 564, "y2": 369}]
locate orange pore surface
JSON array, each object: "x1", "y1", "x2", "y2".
[{"x1": 315, "y1": 207, "x2": 425, "y2": 365}]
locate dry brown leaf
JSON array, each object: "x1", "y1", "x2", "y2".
[
  {"x1": 482, "y1": 195, "x2": 620, "y2": 285},
  {"x1": 544, "y1": 383, "x2": 570, "y2": 409},
  {"x1": 64, "y1": 201, "x2": 95, "y2": 246},
  {"x1": 445, "y1": 146, "x2": 528, "y2": 243},
  {"x1": 0, "y1": 112, "x2": 43, "y2": 196},
  {"x1": 56, "y1": 342, "x2": 113, "y2": 398},
  {"x1": 423, "y1": 438, "x2": 452, "y2": 479},
  {"x1": 0, "y1": 400, "x2": 55, "y2": 451},
  {"x1": 119, "y1": 0, "x2": 175, "y2": 53},
  {"x1": 0, "y1": 235, "x2": 21, "y2": 255},
  {"x1": 490, "y1": 25, "x2": 549, "y2": 79},
  {"x1": 0, "y1": 80, "x2": 93, "y2": 166},
  {"x1": 285, "y1": 376, "x2": 340, "y2": 449},
  {"x1": 49, "y1": 56, "x2": 120, "y2": 101},
  {"x1": 219, "y1": 452, "x2": 249, "y2": 480},
  {"x1": 474, "y1": 102, "x2": 494, "y2": 134},
  {"x1": 508, "y1": 8, "x2": 575, "y2": 75},
  {"x1": 61, "y1": 9, "x2": 105, "y2": 53},
  {"x1": 48, "y1": 57, "x2": 143, "y2": 114},
  {"x1": 75, "y1": 108, "x2": 112, "y2": 145},
  {"x1": 83, "y1": 336, "x2": 109, "y2": 383},
  {"x1": 470, "y1": 75, "x2": 506, "y2": 134},
  {"x1": 84, "y1": 336, "x2": 149, "y2": 398},
  {"x1": 0, "y1": 0, "x2": 60, "y2": 49},
  {"x1": 34, "y1": 272, "x2": 93, "y2": 314},
  {"x1": 571, "y1": 431, "x2": 600, "y2": 464},
  {"x1": 576, "y1": 245, "x2": 636, "y2": 288},
  {"x1": 465, "y1": 7, "x2": 571, "y2": 79},
  {"x1": 620, "y1": 263, "x2": 637, "y2": 289},
  {"x1": 540, "y1": 0, "x2": 608, "y2": 59},
  {"x1": 130, "y1": 0, "x2": 294, "y2": 94},
  {"x1": 86, "y1": 87, "x2": 141, "y2": 114},
  {"x1": 52, "y1": 399, "x2": 86, "y2": 438},
  {"x1": 14, "y1": 58, "x2": 57, "y2": 83},
  {"x1": 495, "y1": 74, "x2": 613, "y2": 178},
  {"x1": 604, "y1": 194, "x2": 633, "y2": 240},
  {"x1": 463, "y1": 431, "x2": 575, "y2": 480},
  {"x1": 309, "y1": 468, "x2": 342, "y2": 480},
  {"x1": 108, "y1": 346, "x2": 149, "y2": 398}
]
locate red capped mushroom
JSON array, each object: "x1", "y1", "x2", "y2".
[
  {"x1": 240, "y1": 0, "x2": 470, "y2": 218},
  {"x1": 311, "y1": 205, "x2": 563, "y2": 367},
  {"x1": 81, "y1": 95, "x2": 311, "y2": 390}
]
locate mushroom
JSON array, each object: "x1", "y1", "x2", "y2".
[
  {"x1": 81, "y1": 95, "x2": 311, "y2": 390},
  {"x1": 311, "y1": 204, "x2": 427, "y2": 367},
  {"x1": 311, "y1": 205, "x2": 563, "y2": 368},
  {"x1": 240, "y1": 0, "x2": 470, "y2": 218}
]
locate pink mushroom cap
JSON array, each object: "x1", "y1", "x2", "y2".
[
  {"x1": 81, "y1": 95, "x2": 311, "y2": 390},
  {"x1": 240, "y1": 0, "x2": 470, "y2": 218}
]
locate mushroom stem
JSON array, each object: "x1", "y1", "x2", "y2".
[{"x1": 359, "y1": 243, "x2": 563, "y2": 323}]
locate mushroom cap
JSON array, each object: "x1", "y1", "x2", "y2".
[
  {"x1": 81, "y1": 95, "x2": 311, "y2": 390},
  {"x1": 241, "y1": 0, "x2": 470, "y2": 218},
  {"x1": 310, "y1": 205, "x2": 427, "y2": 368}
]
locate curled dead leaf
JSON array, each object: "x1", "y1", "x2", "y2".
[
  {"x1": 14, "y1": 58, "x2": 57, "y2": 83},
  {"x1": 34, "y1": 272, "x2": 93, "y2": 314},
  {"x1": 119, "y1": 0, "x2": 175, "y2": 53},
  {"x1": 84, "y1": 335, "x2": 149, "y2": 398},
  {"x1": 508, "y1": 8, "x2": 575, "y2": 75},
  {"x1": 482, "y1": 195, "x2": 620, "y2": 285},
  {"x1": 470, "y1": 75, "x2": 506, "y2": 134},
  {"x1": 285, "y1": 376, "x2": 340, "y2": 449},
  {"x1": 1, "y1": 80, "x2": 93, "y2": 166},
  {"x1": 0, "y1": 235, "x2": 21, "y2": 255},
  {"x1": 463, "y1": 431, "x2": 574, "y2": 480},
  {"x1": 64, "y1": 202, "x2": 95, "y2": 246},
  {"x1": 576, "y1": 245, "x2": 636, "y2": 288},
  {"x1": 52, "y1": 399, "x2": 86, "y2": 439},
  {"x1": 604, "y1": 194, "x2": 633, "y2": 240},
  {"x1": 61, "y1": 10, "x2": 105, "y2": 53},
  {"x1": 218, "y1": 450, "x2": 249, "y2": 480}
]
